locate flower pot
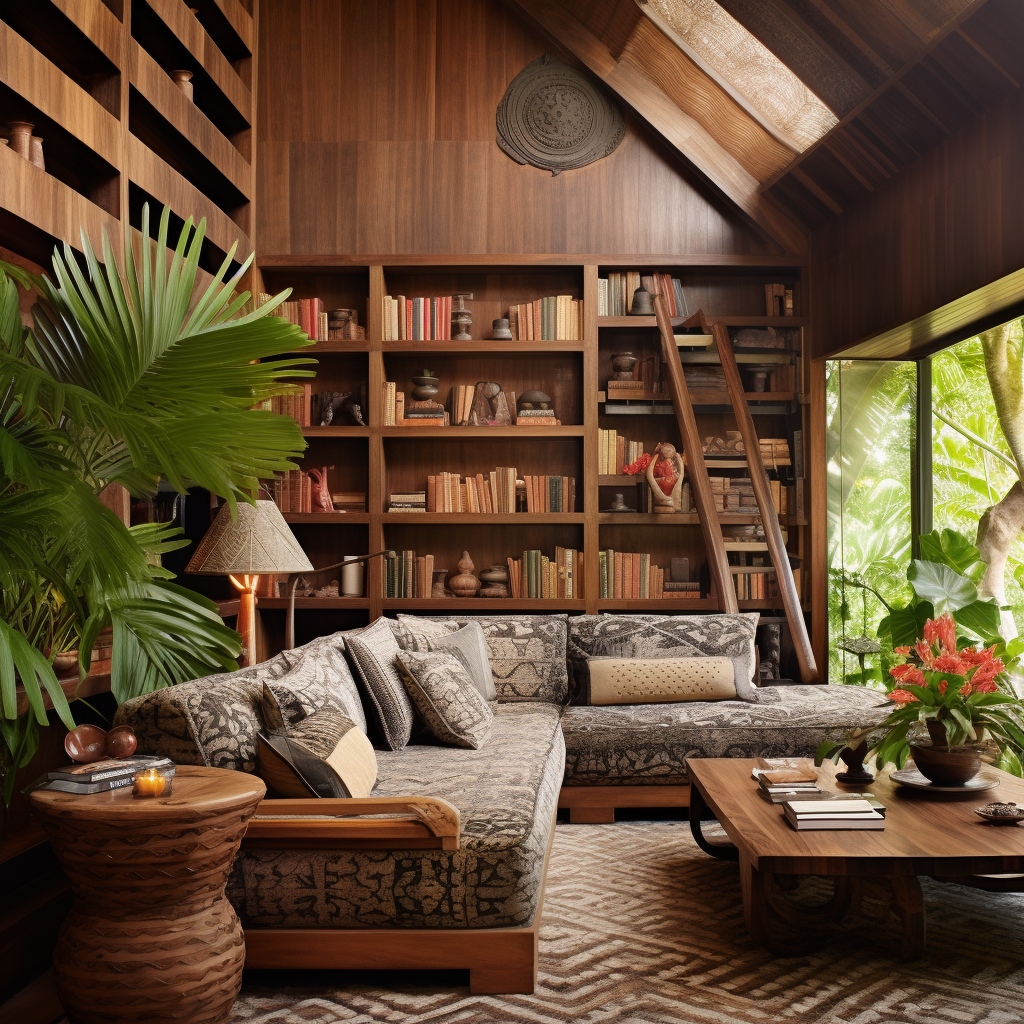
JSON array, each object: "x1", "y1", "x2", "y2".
[{"x1": 909, "y1": 743, "x2": 982, "y2": 786}]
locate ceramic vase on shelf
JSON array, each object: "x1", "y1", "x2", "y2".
[
  {"x1": 171, "y1": 70, "x2": 194, "y2": 101},
  {"x1": 6, "y1": 122, "x2": 32, "y2": 160},
  {"x1": 448, "y1": 551, "x2": 481, "y2": 598}
]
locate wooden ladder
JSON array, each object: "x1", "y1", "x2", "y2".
[{"x1": 652, "y1": 294, "x2": 817, "y2": 683}]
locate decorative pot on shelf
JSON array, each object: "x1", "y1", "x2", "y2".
[
  {"x1": 909, "y1": 742, "x2": 982, "y2": 786},
  {"x1": 170, "y1": 70, "x2": 194, "y2": 101},
  {"x1": 29, "y1": 135, "x2": 44, "y2": 170},
  {"x1": 410, "y1": 371, "x2": 439, "y2": 402},
  {"x1": 448, "y1": 551, "x2": 481, "y2": 598},
  {"x1": 610, "y1": 352, "x2": 637, "y2": 380},
  {"x1": 431, "y1": 569, "x2": 450, "y2": 599},
  {"x1": 6, "y1": 121, "x2": 32, "y2": 159},
  {"x1": 478, "y1": 564, "x2": 509, "y2": 598}
]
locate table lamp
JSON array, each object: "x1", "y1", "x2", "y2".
[{"x1": 186, "y1": 499, "x2": 313, "y2": 665}]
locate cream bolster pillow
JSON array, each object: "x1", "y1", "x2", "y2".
[{"x1": 586, "y1": 657, "x2": 737, "y2": 705}]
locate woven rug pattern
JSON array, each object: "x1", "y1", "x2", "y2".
[{"x1": 232, "y1": 822, "x2": 1024, "y2": 1023}]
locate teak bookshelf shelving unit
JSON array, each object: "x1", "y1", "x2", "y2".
[
  {"x1": 0, "y1": 0, "x2": 256, "y2": 277},
  {"x1": 256, "y1": 259, "x2": 813, "y2": 675}
]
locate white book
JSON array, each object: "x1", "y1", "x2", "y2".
[{"x1": 787, "y1": 799, "x2": 875, "y2": 815}]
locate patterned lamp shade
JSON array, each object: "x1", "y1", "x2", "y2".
[{"x1": 186, "y1": 499, "x2": 313, "y2": 576}]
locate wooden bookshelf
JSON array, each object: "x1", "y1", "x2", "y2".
[
  {"x1": 256, "y1": 259, "x2": 813, "y2": 659},
  {"x1": 0, "y1": 0, "x2": 256, "y2": 268}
]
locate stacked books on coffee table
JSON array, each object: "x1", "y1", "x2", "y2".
[{"x1": 782, "y1": 798, "x2": 885, "y2": 831}]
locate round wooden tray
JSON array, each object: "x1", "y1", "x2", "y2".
[{"x1": 891, "y1": 767, "x2": 1000, "y2": 793}]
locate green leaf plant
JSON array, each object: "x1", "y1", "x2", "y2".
[{"x1": 0, "y1": 205, "x2": 315, "y2": 801}]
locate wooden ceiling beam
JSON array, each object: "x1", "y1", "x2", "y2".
[{"x1": 504, "y1": 0, "x2": 807, "y2": 255}]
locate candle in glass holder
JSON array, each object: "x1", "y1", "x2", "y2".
[{"x1": 133, "y1": 768, "x2": 167, "y2": 798}]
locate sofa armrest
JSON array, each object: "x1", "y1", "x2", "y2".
[{"x1": 243, "y1": 795, "x2": 461, "y2": 851}]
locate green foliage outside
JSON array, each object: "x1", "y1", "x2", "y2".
[{"x1": 827, "y1": 329, "x2": 1024, "y2": 687}]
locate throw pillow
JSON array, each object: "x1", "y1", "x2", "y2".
[
  {"x1": 342, "y1": 619, "x2": 415, "y2": 751},
  {"x1": 567, "y1": 613, "x2": 760, "y2": 702},
  {"x1": 395, "y1": 650, "x2": 494, "y2": 749},
  {"x1": 397, "y1": 613, "x2": 570, "y2": 703},
  {"x1": 399, "y1": 621, "x2": 496, "y2": 700},
  {"x1": 578, "y1": 657, "x2": 737, "y2": 705},
  {"x1": 257, "y1": 686, "x2": 377, "y2": 798}
]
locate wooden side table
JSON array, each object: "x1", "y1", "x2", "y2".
[{"x1": 30, "y1": 765, "x2": 266, "y2": 1024}]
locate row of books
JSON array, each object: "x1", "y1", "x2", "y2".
[
  {"x1": 431, "y1": 467, "x2": 517, "y2": 513},
  {"x1": 598, "y1": 273, "x2": 688, "y2": 317},
  {"x1": 265, "y1": 385, "x2": 313, "y2": 426},
  {"x1": 710, "y1": 477, "x2": 789, "y2": 515},
  {"x1": 384, "y1": 551, "x2": 435, "y2": 598},
  {"x1": 261, "y1": 294, "x2": 366, "y2": 341},
  {"x1": 382, "y1": 295, "x2": 455, "y2": 340},
  {"x1": 508, "y1": 547, "x2": 583, "y2": 599},
  {"x1": 598, "y1": 430, "x2": 645, "y2": 475},
  {"x1": 272, "y1": 469, "x2": 314, "y2": 513},
  {"x1": 507, "y1": 296, "x2": 582, "y2": 340},
  {"x1": 731, "y1": 566, "x2": 780, "y2": 601},
  {"x1": 598, "y1": 550, "x2": 698, "y2": 600}
]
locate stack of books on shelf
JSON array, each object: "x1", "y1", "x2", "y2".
[
  {"x1": 383, "y1": 551, "x2": 435, "y2": 598},
  {"x1": 388, "y1": 491, "x2": 426, "y2": 512},
  {"x1": 755, "y1": 765, "x2": 823, "y2": 804},
  {"x1": 606, "y1": 355, "x2": 666, "y2": 398},
  {"x1": 709, "y1": 476, "x2": 788, "y2": 515},
  {"x1": 521, "y1": 475, "x2": 576, "y2": 512},
  {"x1": 598, "y1": 429, "x2": 644, "y2": 474},
  {"x1": 261, "y1": 295, "x2": 365, "y2": 341},
  {"x1": 332, "y1": 491, "x2": 367, "y2": 513},
  {"x1": 598, "y1": 550, "x2": 665, "y2": 600},
  {"x1": 426, "y1": 468, "x2": 519, "y2": 513},
  {"x1": 662, "y1": 557, "x2": 700, "y2": 598},
  {"x1": 264, "y1": 385, "x2": 314, "y2": 426},
  {"x1": 598, "y1": 273, "x2": 688, "y2": 317},
  {"x1": 507, "y1": 547, "x2": 583, "y2": 599},
  {"x1": 382, "y1": 383, "x2": 449, "y2": 426},
  {"x1": 382, "y1": 295, "x2": 453, "y2": 340},
  {"x1": 507, "y1": 296, "x2": 582, "y2": 340},
  {"x1": 732, "y1": 565, "x2": 780, "y2": 601},
  {"x1": 272, "y1": 469, "x2": 312, "y2": 513},
  {"x1": 513, "y1": 405, "x2": 559, "y2": 427}
]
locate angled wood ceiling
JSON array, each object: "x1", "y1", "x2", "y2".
[{"x1": 508, "y1": 0, "x2": 1024, "y2": 237}]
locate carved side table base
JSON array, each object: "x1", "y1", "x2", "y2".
[{"x1": 31, "y1": 766, "x2": 265, "y2": 1024}]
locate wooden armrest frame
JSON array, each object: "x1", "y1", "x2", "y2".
[{"x1": 244, "y1": 795, "x2": 461, "y2": 851}]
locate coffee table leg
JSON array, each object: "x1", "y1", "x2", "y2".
[
  {"x1": 890, "y1": 875, "x2": 926, "y2": 959},
  {"x1": 739, "y1": 852, "x2": 773, "y2": 950}
]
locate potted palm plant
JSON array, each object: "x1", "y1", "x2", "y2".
[{"x1": 0, "y1": 205, "x2": 314, "y2": 801}]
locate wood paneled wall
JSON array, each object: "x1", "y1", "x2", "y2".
[
  {"x1": 810, "y1": 82, "x2": 1024, "y2": 359},
  {"x1": 256, "y1": 0, "x2": 779, "y2": 259}
]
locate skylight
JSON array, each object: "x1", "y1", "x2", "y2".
[{"x1": 638, "y1": 0, "x2": 839, "y2": 152}]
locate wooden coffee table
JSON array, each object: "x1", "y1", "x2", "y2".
[
  {"x1": 30, "y1": 765, "x2": 266, "y2": 1024},
  {"x1": 687, "y1": 757, "x2": 1024, "y2": 958}
]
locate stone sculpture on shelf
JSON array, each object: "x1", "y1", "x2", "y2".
[
  {"x1": 645, "y1": 442, "x2": 686, "y2": 513},
  {"x1": 468, "y1": 382, "x2": 513, "y2": 425},
  {"x1": 448, "y1": 551, "x2": 481, "y2": 597},
  {"x1": 307, "y1": 467, "x2": 336, "y2": 513},
  {"x1": 316, "y1": 386, "x2": 367, "y2": 426},
  {"x1": 478, "y1": 565, "x2": 510, "y2": 598},
  {"x1": 452, "y1": 294, "x2": 473, "y2": 341}
]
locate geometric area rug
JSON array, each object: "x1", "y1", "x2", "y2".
[{"x1": 231, "y1": 822, "x2": 1024, "y2": 1024}]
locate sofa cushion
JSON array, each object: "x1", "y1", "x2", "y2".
[
  {"x1": 343, "y1": 618, "x2": 415, "y2": 751},
  {"x1": 257, "y1": 697, "x2": 377, "y2": 800},
  {"x1": 228, "y1": 702, "x2": 565, "y2": 929},
  {"x1": 114, "y1": 632, "x2": 366, "y2": 772},
  {"x1": 396, "y1": 650, "x2": 494, "y2": 749},
  {"x1": 397, "y1": 614, "x2": 569, "y2": 703},
  {"x1": 394, "y1": 620, "x2": 497, "y2": 701},
  {"x1": 567, "y1": 613, "x2": 760, "y2": 701},
  {"x1": 580, "y1": 656, "x2": 738, "y2": 705},
  {"x1": 561, "y1": 684, "x2": 890, "y2": 785}
]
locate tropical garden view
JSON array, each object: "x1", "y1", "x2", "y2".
[{"x1": 828, "y1": 320, "x2": 1024, "y2": 710}]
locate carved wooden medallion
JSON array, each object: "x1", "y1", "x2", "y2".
[{"x1": 496, "y1": 55, "x2": 625, "y2": 175}]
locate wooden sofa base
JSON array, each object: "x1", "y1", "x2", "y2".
[
  {"x1": 558, "y1": 784, "x2": 691, "y2": 823},
  {"x1": 242, "y1": 806, "x2": 557, "y2": 994},
  {"x1": 244, "y1": 924, "x2": 538, "y2": 994}
]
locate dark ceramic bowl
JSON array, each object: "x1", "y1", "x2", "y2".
[{"x1": 909, "y1": 743, "x2": 982, "y2": 786}]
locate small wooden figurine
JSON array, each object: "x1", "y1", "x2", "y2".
[
  {"x1": 448, "y1": 551, "x2": 481, "y2": 597},
  {"x1": 316, "y1": 387, "x2": 367, "y2": 426},
  {"x1": 468, "y1": 382, "x2": 512, "y2": 425},
  {"x1": 307, "y1": 466, "x2": 335, "y2": 513},
  {"x1": 645, "y1": 442, "x2": 685, "y2": 513}
]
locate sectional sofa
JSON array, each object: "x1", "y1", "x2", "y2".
[{"x1": 115, "y1": 612, "x2": 888, "y2": 994}]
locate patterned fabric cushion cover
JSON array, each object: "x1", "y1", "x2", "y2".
[
  {"x1": 343, "y1": 618, "x2": 416, "y2": 751},
  {"x1": 567, "y1": 614, "x2": 760, "y2": 701},
  {"x1": 561, "y1": 683, "x2": 890, "y2": 785},
  {"x1": 397, "y1": 614, "x2": 570, "y2": 704},
  {"x1": 228, "y1": 702, "x2": 565, "y2": 929},
  {"x1": 396, "y1": 650, "x2": 494, "y2": 748},
  {"x1": 424, "y1": 622, "x2": 498, "y2": 701},
  {"x1": 113, "y1": 632, "x2": 366, "y2": 772}
]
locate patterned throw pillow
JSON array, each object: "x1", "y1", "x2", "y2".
[
  {"x1": 567, "y1": 613, "x2": 761, "y2": 701},
  {"x1": 342, "y1": 619, "x2": 415, "y2": 751},
  {"x1": 578, "y1": 656, "x2": 738, "y2": 705},
  {"x1": 394, "y1": 620, "x2": 496, "y2": 700},
  {"x1": 395, "y1": 650, "x2": 494, "y2": 749},
  {"x1": 257, "y1": 684, "x2": 377, "y2": 798},
  {"x1": 397, "y1": 614, "x2": 569, "y2": 703}
]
